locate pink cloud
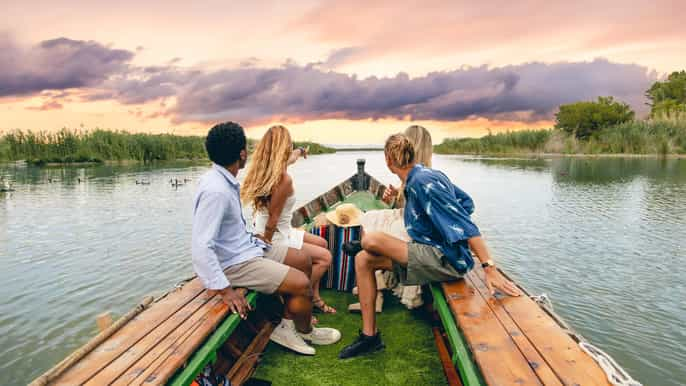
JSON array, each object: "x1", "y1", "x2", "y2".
[
  {"x1": 293, "y1": 0, "x2": 686, "y2": 66},
  {"x1": 25, "y1": 100, "x2": 63, "y2": 111}
]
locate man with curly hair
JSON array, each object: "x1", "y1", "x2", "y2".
[{"x1": 191, "y1": 122, "x2": 340, "y2": 355}]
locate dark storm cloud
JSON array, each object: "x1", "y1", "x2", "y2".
[
  {"x1": 168, "y1": 59, "x2": 655, "y2": 123},
  {"x1": 0, "y1": 36, "x2": 134, "y2": 97},
  {"x1": 1, "y1": 35, "x2": 655, "y2": 124}
]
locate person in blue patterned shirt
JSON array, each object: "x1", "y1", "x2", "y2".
[{"x1": 339, "y1": 133, "x2": 520, "y2": 359}]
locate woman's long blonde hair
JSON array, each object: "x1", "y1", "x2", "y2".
[
  {"x1": 241, "y1": 125, "x2": 293, "y2": 210},
  {"x1": 404, "y1": 125, "x2": 432, "y2": 167}
]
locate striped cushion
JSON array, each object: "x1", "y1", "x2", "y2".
[{"x1": 309, "y1": 224, "x2": 361, "y2": 291}]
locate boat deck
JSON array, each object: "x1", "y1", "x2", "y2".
[
  {"x1": 440, "y1": 264, "x2": 611, "y2": 386},
  {"x1": 253, "y1": 290, "x2": 447, "y2": 386},
  {"x1": 43, "y1": 278, "x2": 270, "y2": 386}
]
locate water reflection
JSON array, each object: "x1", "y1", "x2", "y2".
[
  {"x1": 552, "y1": 157, "x2": 686, "y2": 184},
  {"x1": 0, "y1": 155, "x2": 684, "y2": 386},
  {"x1": 459, "y1": 156, "x2": 686, "y2": 185}
]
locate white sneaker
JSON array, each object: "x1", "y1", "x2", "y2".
[
  {"x1": 270, "y1": 319, "x2": 315, "y2": 355},
  {"x1": 298, "y1": 326, "x2": 342, "y2": 345}
]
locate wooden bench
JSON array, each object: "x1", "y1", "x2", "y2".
[
  {"x1": 435, "y1": 265, "x2": 611, "y2": 386},
  {"x1": 46, "y1": 278, "x2": 275, "y2": 386}
]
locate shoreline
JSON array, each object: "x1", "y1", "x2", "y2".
[
  {"x1": 0, "y1": 158, "x2": 211, "y2": 167},
  {"x1": 434, "y1": 151, "x2": 686, "y2": 159},
  {"x1": 2, "y1": 152, "x2": 685, "y2": 167}
]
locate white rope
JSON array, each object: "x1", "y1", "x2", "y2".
[
  {"x1": 579, "y1": 342, "x2": 642, "y2": 386},
  {"x1": 530, "y1": 293, "x2": 642, "y2": 386}
]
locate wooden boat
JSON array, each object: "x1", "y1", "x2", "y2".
[{"x1": 33, "y1": 159, "x2": 635, "y2": 386}]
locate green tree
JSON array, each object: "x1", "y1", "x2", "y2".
[
  {"x1": 646, "y1": 70, "x2": 686, "y2": 118},
  {"x1": 555, "y1": 96, "x2": 635, "y2": 139}
]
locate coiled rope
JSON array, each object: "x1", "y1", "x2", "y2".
[
  {"x1": 530, "y1": 294, "x2": 642, "y2": 386},
  {"x1": 579, "y1": 342, "x2": 642, "y2": 386}
]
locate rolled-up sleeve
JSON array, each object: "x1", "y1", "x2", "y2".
[
  {"x1": 453, "y1": 184, "x2": 475, "y2": 215},
  {"x1": 191, "y1": 191, "x2": 230, "y2": 290}
]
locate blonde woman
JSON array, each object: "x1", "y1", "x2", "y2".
[
  {"x1": 348, "y1": 125, "x2": 433, "y2": 313},
  {"x1": 242, "y1": 125, "x2": 337, "y2": 314},
  {"x1": 339, "y1": 133, "x2": 519, "y2": 359}
]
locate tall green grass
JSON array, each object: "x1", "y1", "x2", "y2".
[
  {"x1": 0, "y1": 128, "x2": 337, "y2": 165},
  {"x1": 435, "y1": 129, "x2": 553, "y2": 154},
  {"x1": 0, "y1": 129, "x2": 207, "y2": 164},
  {"x1": 435, "y1": 118, "x2": 686, "y2": 156}
]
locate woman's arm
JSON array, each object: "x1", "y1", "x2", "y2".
[
  {"x1": 263, "y1": 174, "x2": 293, "y2": 242},
  {"x1": 287, "y1": 147, "x2": 307, "y2": 165}
]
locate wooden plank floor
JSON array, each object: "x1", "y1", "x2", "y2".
[
  {"x1": 442, "y1": 266, "x2": 611, "y2": 386},
  {"x1": 51, "y1": 278, "x2": 233, "y2": 385}
]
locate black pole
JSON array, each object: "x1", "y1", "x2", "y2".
[{"x1": 356, "y1": 159, "x2": 368, "y2": 190}]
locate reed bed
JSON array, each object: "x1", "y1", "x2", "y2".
[
  {"x1": 435, "y1": 118, "x2": 686, "y2": 156},
  {"x1": 0, "y1": 129, "x2": 335, "y2": 164}
]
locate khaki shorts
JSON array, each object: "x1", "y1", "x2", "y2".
[
  {"x1": 224, "y1": 257, "x2": 290, "y2": 294},
  {"x1": 393, "y1": 242, "x2": 463, "y2": 285},
  {"x1": 263, "y1": 242, "x2": 289, "y2": 263}
]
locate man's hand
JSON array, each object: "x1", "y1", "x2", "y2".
[
  {"x1": 483, "y1": 267, "x2": 521, "y2": 297},
  {"x1": 255, "y1": 234, "x2": 272, "y2": 245},
  {"x1": 211, "y1": 286, "x2": 252, "y2": 319},
  {"x1": 382, "y1": 184, "x2": 399, "y2": 204}
]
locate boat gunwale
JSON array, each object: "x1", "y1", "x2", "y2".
[{"x1": 166, "y1": 292, "x2": 259, "y2": 386}]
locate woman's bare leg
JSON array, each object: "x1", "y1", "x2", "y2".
[
  {"x1": 360, "y1": 231, "x2": 409, "y2": 265},
  {"x1": 304, "y1": 232, "x2": 328, "y2": 248},
  {"x1": 356, "y1": 231, "x2": 409, "y2": 335},
  {"x1": 281, "y1": 247, "x2": 312, "y2": 277},
  {"x1": 355, "y1": 251, "x2": 393, "y2": 335},
  {"x1": 302, "y1": 233, "x2": 335, "y2": 312}
]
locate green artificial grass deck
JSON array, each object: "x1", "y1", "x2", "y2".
[
  {"x1": 339, "y1": 191, "x2": 389, "y2": 211},
  {"x1": 252, "y1": 289, "x2": 447, "y2": 386}
]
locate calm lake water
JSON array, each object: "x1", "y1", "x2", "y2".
[{"x1": 1, "y1": 152, "x2": 684, "y2": 386}]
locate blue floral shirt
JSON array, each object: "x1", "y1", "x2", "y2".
[{"x1": 403, "y1": 164, "x2": 480, "y2": 274}]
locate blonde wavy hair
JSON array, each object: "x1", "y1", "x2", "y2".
[
  {"x1": 241, "y1": 125, "x2": 293, "y2": 210},
  {"x1": 384, "y1": 134, "x2": 415, "y2": 168},
  {"x1": 404, "y1": 125, "x2": 432, "y2": 167}
]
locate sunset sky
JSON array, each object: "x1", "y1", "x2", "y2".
[{"x1": 1, "y1": 0, "x2": 684, "y2": 144}]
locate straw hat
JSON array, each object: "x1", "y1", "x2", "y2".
[{"x1": 325, "y1": 203, "x2": 363, "y2": 227}]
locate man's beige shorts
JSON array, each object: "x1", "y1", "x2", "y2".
[{"x1": 224, "y1": 257, "x2": 290, "y2": 294}]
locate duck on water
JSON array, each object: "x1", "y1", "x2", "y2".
[{"x1": 1, "y1": 176, "x2": 14, "y2": 192}]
